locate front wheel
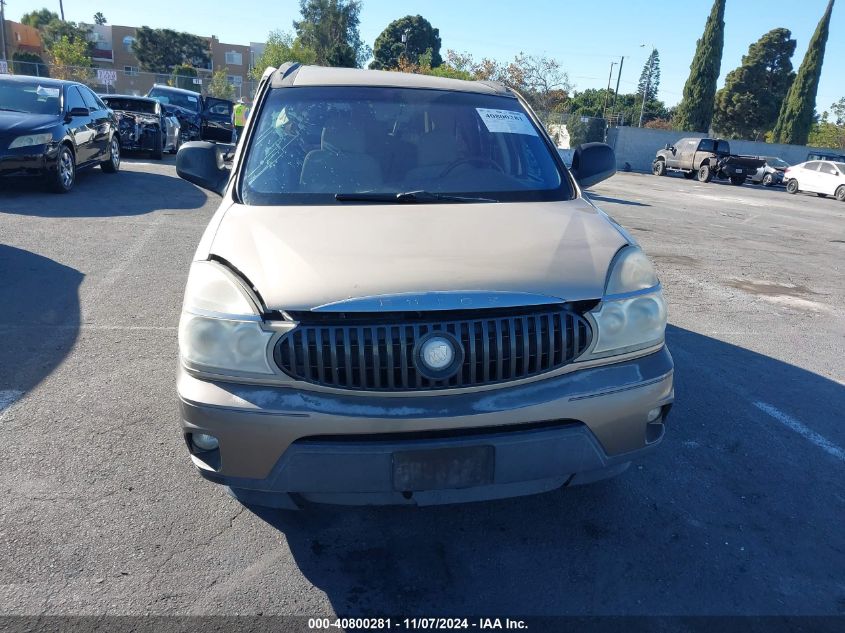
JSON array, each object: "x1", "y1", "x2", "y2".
[
  {"x1": 786, "y1": 179, "x2": 799, "y2": 194},
  {"x1": 652, "y1": 160, "x2": 666, "y2": 176},
  {"x1": 697, "y1": 164, "x2": 712, "y2": 183},
  {"x1": 48, "y1": 145, "x2": 75, "y2": 193},
  {"x1": 151, "y1": 131, "x2": 163, "y2": 160},
  {"x1": 762, "y1": 173, "x2": 774, "y2": 186},
  {"x1": 836, "y1": 186, "x2": 845, "y2": 202},
  {"x1": 101, "y1": 135, "x2": 120, "y2": 173}
]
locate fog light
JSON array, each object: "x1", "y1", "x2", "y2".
[
  {"x1": 192, "y1": 433, "x2": 219, "y2": 451},
  {"x1": 647, "y1": 407, "x2": 662, "y2": 422}
]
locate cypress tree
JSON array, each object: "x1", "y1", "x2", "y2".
[
  {"x1": 672, "y1": 0, "x2": 726, "y2": 132},
  {"x1": 772, "y1": 0, "x2": 835, "y2": 145}
]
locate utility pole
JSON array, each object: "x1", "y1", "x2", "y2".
[
  {"x1": 601, "y1": 61, "x2": 617, "y2": 119},
  {"x1": 638, "y1": 45, "x2": 655, "y2": 128},
  {"x1": 611, "y1": 56, "x2": 624, "y2": 113},
  {"x1": 0, "y1": 0, "x2": 8, "y2": 63},
  {"x1": 59, "y1": 0, "x2": 65, "y2": 21}
]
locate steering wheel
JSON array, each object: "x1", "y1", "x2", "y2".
[{"x1": 439, "y1": 157, "x2": 504, "y2": 178}]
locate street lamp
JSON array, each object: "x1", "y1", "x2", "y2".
[{"x1": 638, "y1": 43, "x2": 655, "y2": 128}]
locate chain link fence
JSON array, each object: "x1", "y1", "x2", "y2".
[
  {"x1": 0, "y1": 60, "x2": 259, "y2": 100},
  {"x1": 536, "y1": 111, "x2": 610, "y2": 148}
]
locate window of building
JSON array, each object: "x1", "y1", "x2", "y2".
[
  {"x1": 124, "y1": 66, "x2": 139, "y2": 76},
  {"x1": 225, "y1": 51, "x2": 243, "y2": 66},
  {"x1": 123, "y1": 36, "x2": 136, "y2": 52},
  {"x1": 227, "y1": 75, "x2": 243, "y2": 86}
]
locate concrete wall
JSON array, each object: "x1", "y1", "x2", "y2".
[{"x1": 606, "y1": 126, "x2": 834, "y2": 172}]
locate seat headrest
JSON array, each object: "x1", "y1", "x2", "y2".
[
  {"x1": 321, "y1": 120, "x2": 365, "y2": 154},
  {"x1": 417, "y1": 129, "x2": 459, "y2": 166}
]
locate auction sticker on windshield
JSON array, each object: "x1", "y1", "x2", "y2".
[{"x1": 476, "y1": 108, "x2": 538, "y2": 136}]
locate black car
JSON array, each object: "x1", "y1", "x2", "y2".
[
  {"x1": 146, "y1": 84, "x2": 234, "y2": 143},
  {"x1": 0, "y1": 75, "x2": 120, "y2": 193},
  {"x1": 101, "y1": 94, "x2": 165, "y2": 160}
]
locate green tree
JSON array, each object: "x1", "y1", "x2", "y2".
[
  {"x1": 673, "y1": 0, "x2": 726, "y2": 132},
  {"x1": 772, "y1": 0, "x2": 835, "y2": 145},
  {"x1": 48, "y1": 35, "x2": 91, "y2": 81},
  {"x1": 169, "y1": 64, "x2": 199, "y2": 91},
  {"x1": 637, "y1": 49, "x2": 660, "y2": 102},
  {"x1": 208, "y1": 68, "x2": 236, "y2": 100},
  {"x1": 20, "y1": 8, "x2": 58, "y2": 29},
  {"x1": 712, "y1": 28, "x2": 796, "y2": 140},
  {"x1": 293, "y1": 0, "x2": 369, "y2": 68},
  {"x1": 370, "y1": 15, "x2": 442, "y2": 70},
  {"x1": 133, "y1": 27, "x2": 210, "y2": 73},
  {"x1": 250, "y1": 30, "x2": 317, "y2": 79},
  {"x1": 93, "y1": 12, "x2": 107, "y2": 25},
  {"x1": 808, "y1": 112, "x2": 845, "y2": 149},
  {"x1": 40, "y1": 20, "x2": 92, "y2": 52}
]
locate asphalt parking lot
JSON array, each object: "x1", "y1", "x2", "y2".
[{"x1": 1, "y1": 160, "x2": 844, "y2": 617}]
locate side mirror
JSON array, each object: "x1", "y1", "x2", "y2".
[
  {"x1": 176, "y1": 141, "x2": 231, "y2": 196},
  {"x1": 66, "y1": 107, "x2": 90, "y2": 119},
  {"x1": 664, "y1": 143, "x2": 671, "y2": 150},
  {"x1": 570, "y1": 142, "x2": 616, "y2": 189}
]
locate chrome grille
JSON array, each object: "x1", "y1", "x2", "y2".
[{"x1": 274, "y1": 308, "x2": 592, "y2": 391}]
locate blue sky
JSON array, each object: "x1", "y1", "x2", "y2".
[{"x1": 11, "y1": 0, "x2": 844, "y2": 110}]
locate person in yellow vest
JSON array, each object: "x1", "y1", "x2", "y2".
[{"x1": 233, "y1": 98, "x2": 247, "y2": 139}]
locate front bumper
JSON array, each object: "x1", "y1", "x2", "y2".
[
  {"x1": 0, "y1": 145, "x2": 56, "y2": 178},
  {"x1": 178, "y1": 346, "x2": 674, "y2": 506}
]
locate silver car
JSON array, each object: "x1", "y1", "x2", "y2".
[{"x1": 174, "y1": 65, "x2": 674, "y2": 508}]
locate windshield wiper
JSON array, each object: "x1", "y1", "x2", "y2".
[{"x1": 335, "y1": 190, "x2": 498, "y2": 203}]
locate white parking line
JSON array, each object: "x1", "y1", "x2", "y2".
[
  {"x1": 753, "y1": 401, "x2": 845, "y2": 462},
  {"x1": 0, "y1": 390, "x2": 24, "y2": 420}
]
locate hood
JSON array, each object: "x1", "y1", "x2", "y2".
[
  {"x1": 208, "y1": 200, "x2": 627, "y2": 311},
  {"x1": 0, "y1": 112, "x2": 60, "y2": 137}
]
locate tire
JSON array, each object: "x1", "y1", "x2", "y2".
[
  {"x1": 683, "y1": 171, "x2": 696, "y2": 179},
  {"x1": 151, "y1": 130, "x2": 163, "y2": 160},
  {"x1": 652, "y1": 159, "x2": 666, "y2": 176},
  {"x1": 697, "y1": 164, "x2": 712, "y2": 183},
  {"x1": 101, "y1": 135, "x2": 120, "y2": 173},
  {"x1": 730, "y1": 175, "x2": 745, "y2": 186},
  {"x1": 762, "y1": 173, "x2": 774, "y2": 186},
  {"x1": 786, "y1": 179, "x2": 799, "y2": 194},
  {"x1": 48, "y1": 144, "x2": 75, "y2": 193},
  {"x1": 836, "y1": 186, "x2": 845, "y2": 202}
]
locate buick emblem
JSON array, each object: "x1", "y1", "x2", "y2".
[
  {"x1": 421, "y1": 337, "x2": 454, "y2": 370},
  {"x1": 415, "y1": 332, "x2": 464, "y2": 380}
]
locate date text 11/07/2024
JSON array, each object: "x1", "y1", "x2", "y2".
[{"x1": 308, "y1": 618, "x2": 529, "y2": 630}]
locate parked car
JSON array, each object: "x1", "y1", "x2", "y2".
[
  {"x1": 749, "y1": 156, "x2": 789, "y2": 186},
  {"x1": 100, "y1": 94, "x2": 178, "y2": 159},
  {"x1": 173, "y1": 63, "x2": 674, "y2": 509},
  {"x1": 652, "y1": 137, "x2": 765, "y2": 185},
  {"x1": 146, "y1": 84, "x2": 234, "y2": 144},
  {"x1": 784, "y1": 160, "x2": 845, "y2": 201},
  {"x1": 0, "y1": 74, "x2": 119, "y2": 193},
  {"x1": 806, "y1": 150, "x2": 845, "y2": 162}
]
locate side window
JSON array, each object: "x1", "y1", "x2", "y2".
[
  {"x1": 716, "y1": 140, "x2": 730, "y2": 153},
  {"x1": 805, "y1": 161, "x2": 820, "y2": 171},
  {"x1": 65, "y1": 86, "x2": 87, "y2": 112},
  {"x1": 820, "y1": 162, "x2": 837, "y2": 175},
  {"x1": 80, "y1": 87, "x2": 99, "y2": 111},
  {"x1": 698, "y1": 139, "x2": 715, "y2": 152}
]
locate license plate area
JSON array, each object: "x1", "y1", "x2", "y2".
[{"x1": 392, "y1": 446, "x2": 495, "y2": 491}]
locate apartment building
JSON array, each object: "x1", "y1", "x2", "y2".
[{"x1": 1, "y1": 20, "x2": 46, "y2": 73}]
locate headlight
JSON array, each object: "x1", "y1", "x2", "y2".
[
  {"x1": 8, "y1": 133, "x2": 53, "y2": 149},
  {"x1": 584, "y1": 246, "x2": 667, "y2": 358},
  {"x1": 179, "y1": 261, "x2": 274, "y2": 375}
]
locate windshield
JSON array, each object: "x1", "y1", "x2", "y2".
[
  {"x1": 240, "y1": 86, "x2": 570, "y2": 205},
  {"x1": 0, "y1": 80, "x2": 61, "y2": 115},
  {"x1": 147, "y1": 88, "x2": 200, "y2": 112},
  {"x1": 766, "y1": 157, "x2": 789, "y2": 168},
  {"x1": 103, "y1": 98, "x2": 158, "y2": 115}
]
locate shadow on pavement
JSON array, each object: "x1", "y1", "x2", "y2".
[
  {"x1": 0, "y1": 165, "x2": 207, "y2": 217},
  {"x1": 0, "y1": 244, "x2": 81, "y2": 411},
  {"x1": 244, "y1": 325, "x2": 845, "y2": 616}
]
